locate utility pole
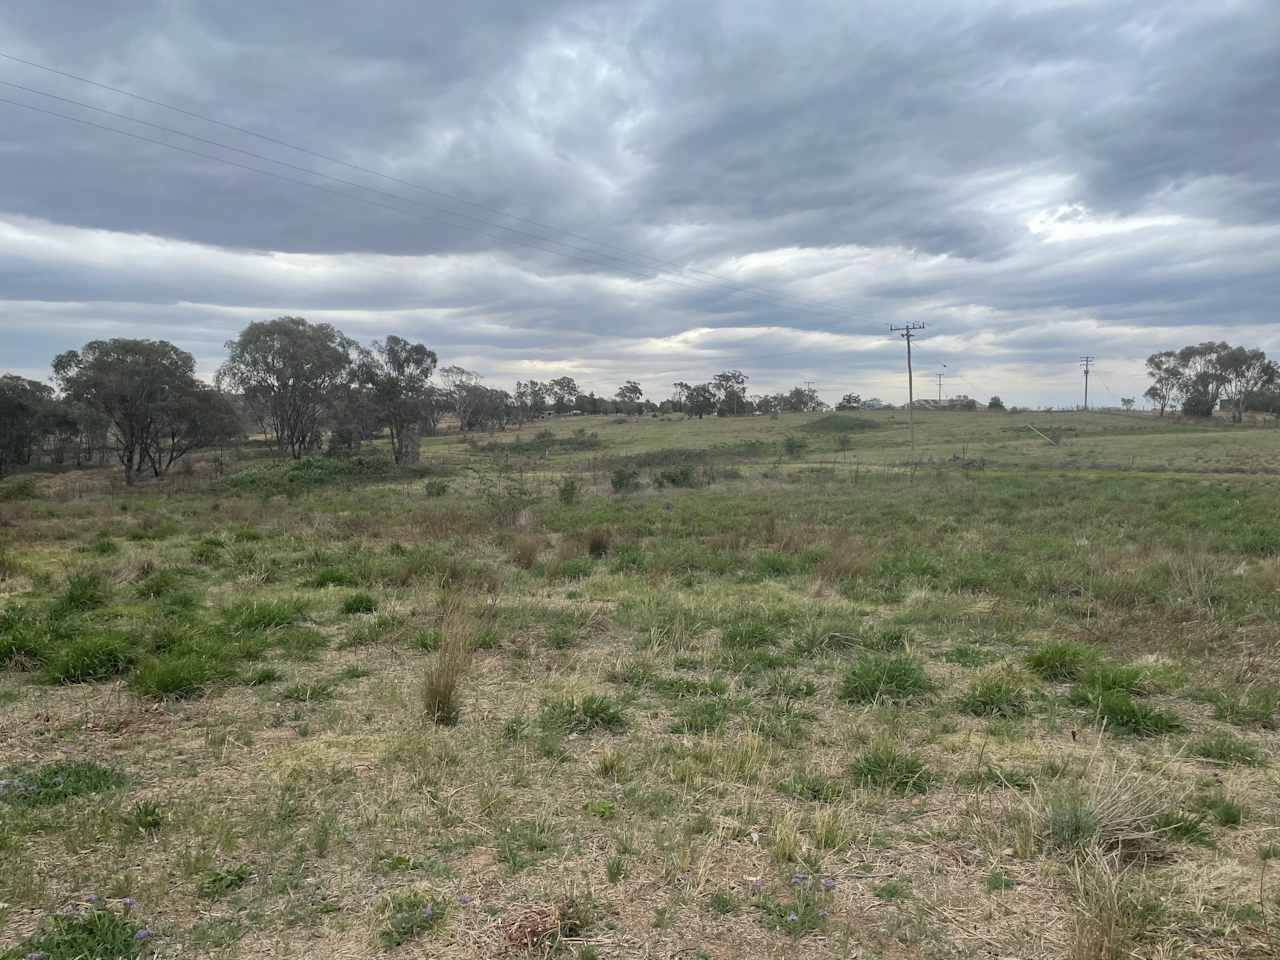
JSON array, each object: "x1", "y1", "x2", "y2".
[
  {"x1": 890, "y1": 322, "x2": 925, "y2": 458},
  {"x1": 1080, "y1": 356, "x2": 1095, "y2": 411},
  {"x1": 934, "y1": 372, "x2": 945, "y2": 403}
]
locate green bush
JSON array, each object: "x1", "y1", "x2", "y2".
[
  {"x1": 224, "y1": 453, "x2": 394, "y2": 497},
  {"x1": 610, "y1": 467, "x2": 641, "y2": 493},
  {"x1": 558, "y1": 477, "x2": 580, "y2": 505},
  {"x1": 423, "y1": 478, "x2": 450, "y2": 497}
]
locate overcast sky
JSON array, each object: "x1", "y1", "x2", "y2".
[{"x1": 1, "y1": 0, "x2": 1277, "y2": 407}]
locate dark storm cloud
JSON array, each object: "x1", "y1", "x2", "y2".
[{"x1": 1, "y1": 0, "x2": 1278, "y2": 406}]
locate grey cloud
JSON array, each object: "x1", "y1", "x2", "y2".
[{"x1": 2, "y1": 0, "x2": 1279, "y2": 408}]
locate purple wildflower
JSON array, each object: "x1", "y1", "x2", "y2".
[
  {"x1": 85, "y1": 895, "x2": 98, "y2": 904},
  {"x1": 133, "y1": 928, "x2": 151, "y2": 941},
  {"x1": 749, "y1": 878, "x2": 764, "y2": 894},
  {"x1": 26, "y1": 952, "x2": 45, "y2": 960},
  {"x1": 457, "y1": 894, "x2": 473, "y2": 906},
  {"x1": 821, "y1": 877, "x2": 835, "y2": 890},
  {"x1": 785, "y1": 911, "x2": 798, "y2": 923},
  {"x1": 122, "y1": 897, "x2": 136, "y2": 909},
  {"x1": 818, "y1": 910, "x2": 830, "y2": 919}
]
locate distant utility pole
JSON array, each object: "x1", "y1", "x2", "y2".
[
  {"x1": 890, "y1": 322, "x2": 926, "y2": 457},
  {"x1": 934, "y1": 372, "x2": 945, "y2": 403},
  {"x1": 1080, "y1": 356, "x2": 1095, "y2": 410}
]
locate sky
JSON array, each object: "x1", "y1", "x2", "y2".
[{"x1": 1, "y1": 0, "x2": 1277, "y2": 408}]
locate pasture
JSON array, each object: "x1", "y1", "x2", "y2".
[{"x1": 2, "y1": 410, "x2": 1279, "y2": 959}]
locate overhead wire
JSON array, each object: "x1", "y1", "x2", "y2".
[{"x1": 0, "y1": 50, "x2": 860, "y2": 323}]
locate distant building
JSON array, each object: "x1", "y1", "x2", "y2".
[{"x1": 910, "y1": 395, "x2": 976, "y2": 411}]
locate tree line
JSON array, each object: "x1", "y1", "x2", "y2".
[
  {"x1": 0, "y1": 316, "x2": 842, "y2": 483},
  {"x1": 1144, "y1": 342, "x2": 1278, "y2": 420}
]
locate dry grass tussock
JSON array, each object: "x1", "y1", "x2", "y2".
[
  {"x1": 1012, "y1": 754, "x2": 1186, "y2": 858},
  {"x1": 421, "y1": 592, "x2": 476, "y2": 726}
]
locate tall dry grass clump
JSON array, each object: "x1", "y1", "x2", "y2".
[
  {"x1": 1067, "y1": 846, "x2": 1159, "y2": 960},
  {"x1": 421, "y1": 592, "x2": 475, "y2": 726},
  {"x1": 1012, "y1": 756, "x2": 1182, "y2": 857}
]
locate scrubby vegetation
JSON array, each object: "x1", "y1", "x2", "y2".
[{"x1": 2, "y1": 410, "x2": 1279, "y2": 958}]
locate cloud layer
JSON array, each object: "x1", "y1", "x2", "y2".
[{"x1": 2, "y1": 0, "x2": 1278, "y2": 405}]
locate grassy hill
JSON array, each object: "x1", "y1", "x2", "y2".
[{"x1": 1, "y1": 411, "x2": 1278, "y2": 959}]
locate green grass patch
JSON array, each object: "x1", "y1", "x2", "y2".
[
  {"x1": 538, "y1": 694, "x2": 626, "y2": 734},
  {"x1": 850, "y1": 743, "x2": 931, "y2": 794},
  {"x1": 958, "y1": 670, "x2": 1034, "y2": 718},
  {"x1": 0, "y1": 759, "x2": 126, "y2": 808},
  {"x1": 1188, "y1": 731, "x2": 1264, "y2": 767},
  {"x1": 837, "y1": 654, "x2": 932, "y2": 703},
  {"x1": 1026, "y1": 641, "x2": 1097, "y2": 681},
  {"x1": 1068, "y1": 687, "x2": 1183, "y2": 736},
  {"x1": 0, "y1": 903, "x2": 150, "y2": 960}
]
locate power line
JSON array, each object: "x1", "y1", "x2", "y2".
[
  {"x1": 0, "y1": 50, "x2": 857, "y2": 323},
  {"x1": 1080, "y1": 356, "x2": 1095, "y2": 410},
  {"x1": 889, "y1": 322, "x2": 925, "y2": 457},
  {"x1": 1, "y1": 91, "x2": 880, "y2": 324},
  {"x1": 0, "y1": 82, "x2": 788, "y2": 301}
]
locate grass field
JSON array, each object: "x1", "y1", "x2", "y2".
[{"x1": 2, "y1": 410, "x2": 1279, "y2": 959}]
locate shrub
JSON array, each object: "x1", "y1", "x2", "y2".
[
  {"x1": 0, "y1": 476, "x2": 39, "y2": 501},
  {"x1": 341, "y1": 592, "x2": 377, "y2": 615},
  {"x1": 781, "y1": 436, "x2": 808, "y2": 458},
  {"x1": 1026, "y1": 641, "x2": 1097, "y2": 681},
  {"x1": 558, "y1": 477, "x2": 580, "y2": 505},
  {"x1": 510, "y1": 535, "x2": 542, "y2": 569},
  {"x1": 423, "y1": 478, "x2": 450, "y2": 497},
  {"x1": 421, "y1": 596, "x2": 474, "y2": 726},
  {"x1": 958, "y1": 670, "x2": 1034, "y2": 718},
  {"x1": 223, "y1": 453, "x2": 393, "y2": 496},
  {"x1": 585, "y1": 527, "x2": 611, "y2": 558},
  {"x1": 837, "y1": 654, "x2": 932, "y2": 703},
  {"x1": 0, "y1": 759, "x2": 126, "y2": 808},
  {"x1": 850, "y1": 743, "x2": 931, "y2": 794},
  {"x1": 654, "y1": 465, "x2": 699, "y2": 488},
  {"x1": 610, "y1": 467, "x2": 640, "y2": 493}
]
